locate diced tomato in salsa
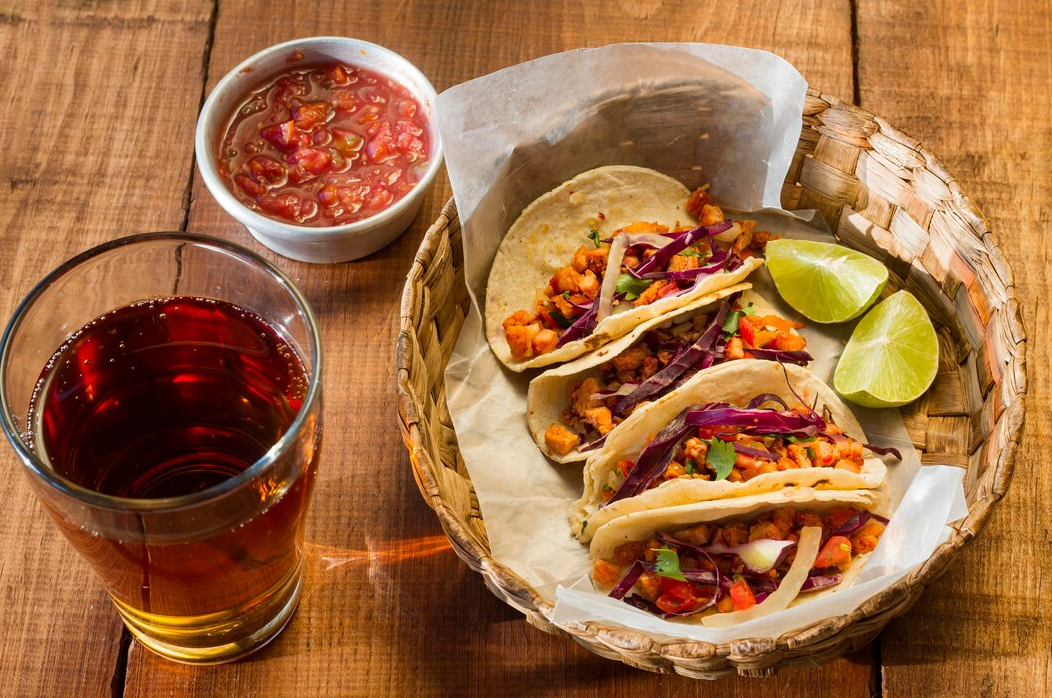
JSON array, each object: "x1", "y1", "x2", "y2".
[{"x1": 218, "y1": 59, "x2": 431, "y2": 226}]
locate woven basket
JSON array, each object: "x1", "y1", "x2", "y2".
[{"x1": 395, "y1": 89, "x2": 1027, "y2": 678}]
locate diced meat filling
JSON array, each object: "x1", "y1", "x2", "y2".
[
  {"x1": 594, "y1": 506, "x2": 886, "y2": 616},
  {"x1": 546, "y1": 300, "x2": 810, "y2": 453},
  {"x1": 500, "y1": 185, "x2": 774, "y2": 362},
  {"x1": 599, "y1": 409, "x2": 867, "y2": 499}
]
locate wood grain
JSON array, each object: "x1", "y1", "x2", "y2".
[
  {"x1": 121, "y1": 0, "x2": 878, "y2": 696},
  {"x1": 856, "y1": 1, "x2": 1049, "y2": 697},
  {"x1": 0, "y1": 1, "x2": 212, "y2": 696},
  {"x1": 8, "y1": 0, "x2": 1034, "y2": 694}
]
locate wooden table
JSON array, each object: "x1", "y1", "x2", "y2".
[{"x1": 0, "y1": 1, "x2": 1045, "y2": 696}]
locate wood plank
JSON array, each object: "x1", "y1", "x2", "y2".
[
  {"x1": 119, "y1": 1, "x2": 877, "y2": 695},
  {"x1": 856, "y1": 1, "x2": 1051, "y2": 696},
  {"x1": 0, "y1": 2, "x2": 213, "y2": 696}
]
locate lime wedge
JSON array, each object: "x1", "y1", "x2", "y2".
[
  {"x1": 766, "y1": 239, "x2": 888, "y2": 323},
  {"x1": 834, "y1": 291, "x2": 939, "y2": 408}
]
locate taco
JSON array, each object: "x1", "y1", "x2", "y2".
[
  {"x1": 589, "y1": 488, "x2": 888, "y2": 627},
  {"x1": 571, "y1": 361, "x2": 896, "y2": 541},
  {"x1": 528, "y1": 287, "x2": 812, "y2": 463},
  {"x1": 485, "y1": 165, "x2": 767, "y2": 372}
]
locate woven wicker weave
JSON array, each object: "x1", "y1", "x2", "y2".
[{"x1": 395, "y1": 89, "x2": 1027, "y2": 678}]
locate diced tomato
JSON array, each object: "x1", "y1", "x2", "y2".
[
  {"x1": 814, "y1": 536, "x2": 853, "y2": 569},
  {"x1": 396, "y1": 130, "x2": 425, "y2": 154},
  {"x1": 332, "y1": 88, "x2": 357, "y2": 112},
  {"x1": 616, "y1": 460, "x2": 633, "y2": 478},
  {"x1": 273, "y1": 75, "x2": 310, "y2": 109},
  {"x1": 366, "y1": 185, "x2": 394, "y2": 210},
  {"x1": 245, "y1": 156, "x2": 287, "y2": 185},
  {"x1": 317, "y1": 184, "x2": 340, "y2": 208},
  {"x1": 729, "y1": 576, "x2": 756, "y2": 611},
  {"x1": 260, "y1": 120, "x2": 301, "y2": 153},
  {"x1": 655, "y1": 579, "x2": 698, "y2": 614},
  {"x1": 337, "y1": 185, "x2": 369, "y2": 211},
  {"x1": 365, "y1": 123, "x2": 397, "y2": 162},
  {"x1": 288, "y1": 147, "x2": 332, "y2": 175},
  {"x1": 737, "y1": 315, "x2": 755, "y2": 346},
  {"x1": 396, "y1": 100, "x2": 418, "y2": 118},
  {"x1": 234, "y1": 173, "x2": 265, "y2": 198},
  {"x1": 258, "y1": 193, "x2": 315, "y2": 222},
  {"x1": 328, "y1": 63, "x2": 349, "y2": 85},
  {"x1": 292, "y1": 101, "x2": 333, "y2": 130}
]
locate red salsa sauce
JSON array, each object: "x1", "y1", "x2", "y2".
[{"x1": 218, "y1": 61, "x2": 431, "y2": 226}]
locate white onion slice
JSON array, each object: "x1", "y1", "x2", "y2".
[
  {"x1": 595, "y1": 233, "x2": 673, "y2": 323},
  {"x1": 701, "y1": 526, "x2": 822, "y2": 628},
  {"x1": 711, "y1": 221, "x2": 741, "y2": 243}
]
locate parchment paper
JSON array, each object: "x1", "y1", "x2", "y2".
[{"x1": 437, "y1": 43, "x2": 966, "y2": 640}]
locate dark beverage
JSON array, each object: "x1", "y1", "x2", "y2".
[
  {"x1": 26, "y1": 296, "x2": 317, "y2": 640},
  {"x1": 30, "y1": 296, "x2": 307, "y2": 498}
]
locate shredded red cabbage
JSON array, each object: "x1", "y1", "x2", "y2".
[
  {"x1": 627, "y1": 221, "x2": 731, "y2": 279},
  {"x1": 745, "y1": 393, "x2": 792, "y2": 410},
  {"x1": 608, "y1": 560, "x2": 647, "y2": 600},
  {"x1": 577, "y1": 432, "x2": 607, "y2": 452},
  {"x1": 830, "y1": 511, "x2": 890, "y2": 537},
  {"x1": 591, "y1": 382, "x2": 639, "y2": 400},
  {"x1": 732, "y1": 442, "x2": 778, "y2": 461},
  {"x1": 604, "y1": 411, "x2": 692, "y2": 504},
  {"x1": 864, "y1": 443, "x2": 903, "y2": 459},
  {"x1": 685, "y1": 406, "x2": 827, "y2": 438},
  {"x1": 800, "y1": 573, "x2": 842, "y2": 592},
  {"x1": 744, "y1": 348, "x2": 813, "y2": 365},
  {"x1": 555, "y1": 297, "x2": 599, "y2": 347},
  {"x1": 610, "y1": 298, "x2": 734, "y2": 416},
  {"x1": 664, "y1": 251, "x2": 742, "y2": 299}
]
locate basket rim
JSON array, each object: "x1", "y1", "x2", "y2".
[{"x1": 395, "y1": 89, "x2": 1027, "y2": 670}]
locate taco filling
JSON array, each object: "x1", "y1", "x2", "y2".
[
  {"x1": 600, "y1": 395, "x2": 899, "y2": 505},
  {"x1": 592, "y1": 506, "x2": 887, "y2": 620},
  {"x1": 501, "y1": 188, "x2": 771, "y2": 363},
  {"x1": 543, "y1": 292, "x2": 812, "y2": 456}
]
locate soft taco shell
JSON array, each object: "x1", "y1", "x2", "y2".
[
  {"x1": 484, "y1": 165, "x2": 764, "y2": 372},
  {"x1": 571, "y1": 361, "x2": 887, "y2": 541},
  {"x1": 527, "y1": 286, "x2": 805, "y2": 463},
  {"x1": 589, "y1": 487, "x2": 885, "y2": 622}
]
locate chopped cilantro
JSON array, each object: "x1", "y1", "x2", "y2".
[
  {"x1": 561, "y1": 290, "x2": 570, "y2": 299},
  {"x1": 588, "y1": 229, "x2": 601, "y2": 248},
  {"x1": 741, "y1": 302, "x2": 756, "y2": 315},
  {"x1": 685, "y1": 458, "x2": 697, "y2": 475},
  {"x1": 654, "y1": 546, "x2": 687, "y2": 581},
  {"x1": 705, "y1": 438, "x2": 737, "y2": 481},
  {"x1": 547, "y1": 309, "x2": 573, "y2": 329},
  {"x1": 805, "y1": 446, "x2": 817, "y2": 460},
  {"x1": 679, "y1": 247, "x2": 702, "y2": 258},
  {"x1": 722, "y1": 310, "x2": 743, "y2": 334},
  {"x1": 786, "y1": 435, "x2": 817, "y2": 444},
  {"x1": 615, "y1": 273, "x2": 652, "y2": 301}
]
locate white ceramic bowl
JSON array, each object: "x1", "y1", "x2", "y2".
[{"x1": 195, "y1": 37, "x2": 443, "y2": 263}]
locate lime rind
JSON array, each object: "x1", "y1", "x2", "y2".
[
  {"x1": 766, "y1": 239, "x2": 888, "y2": 324},
  {"x1": 833, "y1": 291, "x2": 939, "y2": 408}
]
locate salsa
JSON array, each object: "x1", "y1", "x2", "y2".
[{"x1": 218, "y1": 61, "x2": 431, "y2": 226}]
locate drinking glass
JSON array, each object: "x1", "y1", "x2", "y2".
[{"x1": 0, "y1": 233, "x2": 322, "y2": 664}]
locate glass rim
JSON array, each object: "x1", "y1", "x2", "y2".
[{"x1": 0, "y1": 232, "x2": 323, "y2": 514}]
